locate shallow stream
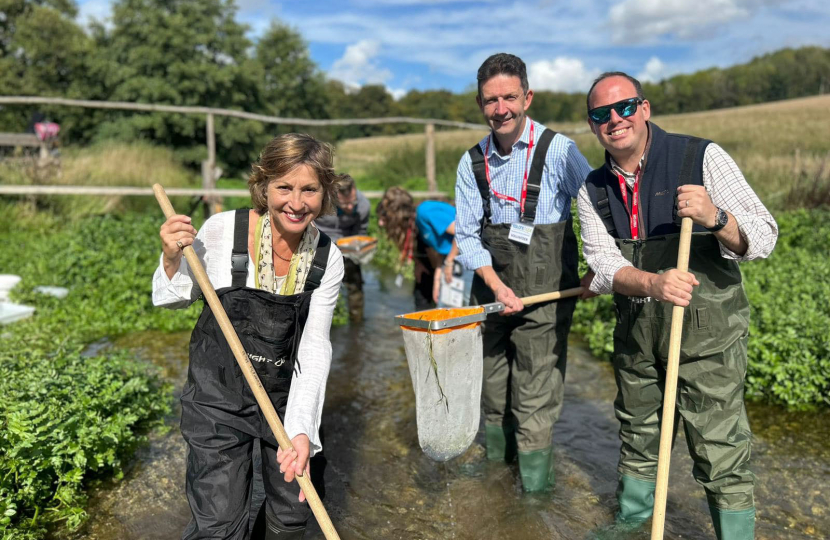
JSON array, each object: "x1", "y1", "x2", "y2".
[{"x1": 57, "y1": 268, "x2": 828, "y2": 540}]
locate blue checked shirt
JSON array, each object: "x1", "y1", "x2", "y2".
[{"x1": 455, "y1": 118, "x2": 593, "y2": 270}]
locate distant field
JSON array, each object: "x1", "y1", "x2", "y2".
[{"x1": 337, "y1": 95, "x2": 830, "y2": 206}]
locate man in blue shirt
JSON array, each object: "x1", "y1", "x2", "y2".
[{"x1": 455, "y1": 53, "x2": 594, "y2": 492}]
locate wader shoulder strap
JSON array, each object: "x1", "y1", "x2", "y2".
[
  {"x1": 673, "y1": 137, "x2": 704, "y2": 226},
  {"x1": 231, "y1": 209, "x2": 249, "y2": 287},
  {"x1": 305, "y1": 230, "x2": 331, "y2": 292},
  {"x1": 468, "y1": 142, "x2": 491, "y2": 231},
  {"x1": 595, "y1": 182, "x2": 618, "y2": 237},
  {"x1": 522, "y1": 128, "x2": 556, "y2": 224}
]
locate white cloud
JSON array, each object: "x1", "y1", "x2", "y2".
[
  {"x1": 77, "y1": 0, "x2": 113, "y2": 27},
  {"x1": 290, "y1": 5, "x2": 604, "y2": 79},
  {"x1": 329, "y1": 40, "x2": 394, "y2": 89},
  {"x1": 329, "y1": 40, "x2": 408, "y2": 99},
  {"x1": 608, "y1": 0, "x2": 776, "y2": 44},
  {"x1": 388, "y1": 87, "x2": 408, "y2": 100},
  {"x1": 637, "y1": 56, "x2": 669, "y2": 82},
  {"x1": 528, "y1": 57, "x2": 601, "y2": 92}
]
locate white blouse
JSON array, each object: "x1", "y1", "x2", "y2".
[{"x1": 152, "y1": 210, "x2": 345, "y2": 456}]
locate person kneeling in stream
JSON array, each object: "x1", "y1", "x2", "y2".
[{"x1": 152, "y1": 133, "x2": 345, "y2": 539}]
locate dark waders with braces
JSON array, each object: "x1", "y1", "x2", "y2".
[
  {"x1": 467, "y1": 129, "x2": 580, "y2": 492},
  {"x1": 585, "y1": 129, "x2": 755, "y2": 539},
  {"x1": 181, "y1": 209, "x2": 330, "y2": 540}
]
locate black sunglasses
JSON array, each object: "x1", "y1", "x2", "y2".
[{"x1": 588, "y1": 97, "x2": 643, "y2": 125}]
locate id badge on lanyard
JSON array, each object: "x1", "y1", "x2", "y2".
[
  {"x1": 484, "y1": 121, "x2": 536, "y2": 246},
  {"x1": 508, "y1": 222, "x2": 534, "y2": 245}
]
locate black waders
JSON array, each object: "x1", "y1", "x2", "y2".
[{"x1": 180, "y1": 209, "x2": 330, "y2": 540}]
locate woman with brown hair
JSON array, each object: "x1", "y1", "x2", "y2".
[{"x1": 152, "y1": 133, "x2": 344, "y2": 539}]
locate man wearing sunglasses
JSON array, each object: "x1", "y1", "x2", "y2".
[
  {"x1": 576, "y1": 72, "x2": 778, "y2": 539},
  {"x1": 454, "y1": 53, "x2": 594, "y2": 493}
]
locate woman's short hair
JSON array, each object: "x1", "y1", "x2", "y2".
[{"x1": 248, "y1": 133, "x2": 338, "y2": 215}]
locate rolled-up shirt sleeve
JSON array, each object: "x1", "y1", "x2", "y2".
[
  {"x1": 576, "y1": 183, "x2": 632, "y2": 295},
  {"x1": 703, "y1": 143, "x2": 778, "y2": 260},
  {"x1": 455, "y1": 152, "x2": 492, "y2": 271},
  {"x1": 151, "y1": 215, "x2": 227, "y2": 308}
]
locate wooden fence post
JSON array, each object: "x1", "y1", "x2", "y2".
[
  {"x1": 202, "y1": 112, "x2": 218, "y2": 216},
  {"x1": 425, "y1": 123, "x2": 436, "y2": 193}
]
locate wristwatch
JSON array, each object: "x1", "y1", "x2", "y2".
[{"x1": 708, "y1": 207, "x2": 728, "y2": 232}]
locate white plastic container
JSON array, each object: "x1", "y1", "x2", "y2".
[
  {"x1": 34, "y1": 286, "x2": 69, "y2": 299},
  {"x1": 0, "y1": 302, "x2": 36, "y2": 325},
  {"x1": 0, "y1": 275, "x2": 22, "y2": 302}
]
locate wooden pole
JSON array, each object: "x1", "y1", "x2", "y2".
[
  {"x1": 0, "y1": 95, "x2": 490, "y2": 130},
  {"x1": 153, "y1": 184, "x2": 341, "y2": 540},
  {"x1": 425, "y1": 123, "x2": 436, "y2": 193},
  {"x1": 650, "y1": 217, "x2": 694, "y2": 540},
  {"x1": 520, "y1": 287, "x2": 584, "y2": 306},
  {"x1": 202, "y1": 113, "x2": 217, "y2": 217},
  {"x1": 0, "y1": 185, "x2": 448, "y2": 198}
]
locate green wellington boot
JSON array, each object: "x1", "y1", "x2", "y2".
[
  {"x1": 616, "y1": 475, "x2": 655, "y2": 525},
  {"x1": 517, "y1": 447, "x2": 555, "y2": 492},
  {"x1": 710, "y1": 507, "x2": 755, "y2": 540},
  {"x1": 585, "y1": 475, "x2": 655, "y2": 539},
  {"x1": 484, "y1": 424, "x2": 517, "y2": 462}
]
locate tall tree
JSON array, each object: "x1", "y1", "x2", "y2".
[
  {"x1": 92, "y1": 0, "x2": 266, "y2": 172},
  {"x1": 326, "y1": 83, "x2": 397, "y2": 139},
  {"x1": 255, "y1": 20, "x2": 328, "y2": 119},
  {"x1": 252, "y1": 19, "x2": 335, "y2": 142},
  {"x1": 0, "y1": 1, "x2": 91, "y2": 131}
]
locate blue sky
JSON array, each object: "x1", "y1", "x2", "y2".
[{"x1": 77, "y1": 0, "x2": 830, "y2": 98}]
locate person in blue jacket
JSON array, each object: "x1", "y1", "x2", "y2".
[{"x1": 376, "y1": 187, "x2": 469, "y2": 310}]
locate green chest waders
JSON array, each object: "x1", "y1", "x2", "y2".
[
  {"x1": 611, "y1": 234, "x2": 756, "y2": 538},
  {"x1": 470, "y1": 220, "x2": 580, "y2": 491},
  {"x1": 467, "y1": 128, "x2": 580, "y2": 492}
]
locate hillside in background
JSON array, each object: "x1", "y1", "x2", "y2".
[
  {"x1": 338, "y1": 94, "x2": 830, "y2": 211},
  {"x1": 0, "y1": 0, "x2": 827, "y2": 175}
]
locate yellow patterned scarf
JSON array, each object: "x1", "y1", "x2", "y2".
[{"x1": 253, "y1": 213, "x2": 318, "y2": 295}]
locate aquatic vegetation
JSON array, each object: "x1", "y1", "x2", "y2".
[{"x1": 0, "y1": 208, "x2": 185, "y2": 538}]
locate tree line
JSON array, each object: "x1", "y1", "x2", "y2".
[{"x1": 1, "y1": 0, "x2": 828, "y2": 174}]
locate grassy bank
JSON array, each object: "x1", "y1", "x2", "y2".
[
  {"x1": 339, "y1": 95, "x2": 830, "y2": 208},
  {"x1": 0, "y1": 141, "x2": 200, "y2": 220}
]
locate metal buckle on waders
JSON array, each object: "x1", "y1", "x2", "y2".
[{"x1": 231, "y1": 253, "x2": 248, "y2": 274}]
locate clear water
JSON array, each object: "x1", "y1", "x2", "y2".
[{"x1": 56, "y1": 268, "x2": 829, "y2": 540}]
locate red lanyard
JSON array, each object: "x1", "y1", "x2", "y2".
[
  {"x1": 483, "y1": 120, "x2": 535, "y2": 216},
  {"x1": 617, "y1": 167, "x2": 641, "y2": 239}
]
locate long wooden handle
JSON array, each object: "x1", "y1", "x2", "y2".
[
  {"x1": 651, "y1": 217, "x2": 694, "y2": 540},
  {"x1": 153, "y1": 185, "x2": 341, "y2": 540},
  {"x1": 520, "y1": 286, "x2": 585, "y2": 307}
]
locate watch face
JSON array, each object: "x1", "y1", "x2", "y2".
[{"x1": 717, "y1": 208, "x2": 728, "y2": 226}]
